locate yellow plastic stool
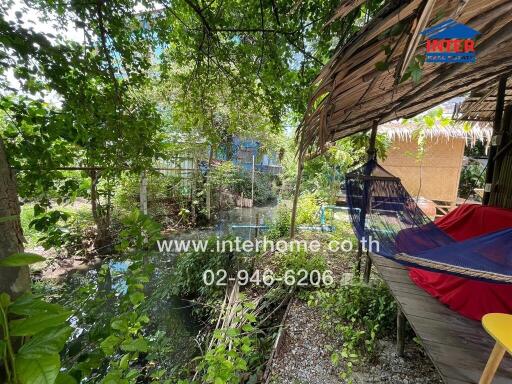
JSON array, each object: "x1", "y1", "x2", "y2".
[{"x1": 480, "y1": 313, "x2": 512, "y2": 384}]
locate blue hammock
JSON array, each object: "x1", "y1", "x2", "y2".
[{"x1": 345, "y1": 160, "x2": 512, "y2": 283}]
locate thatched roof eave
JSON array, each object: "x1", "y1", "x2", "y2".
[{"x1": 298, "y1": 0, "x2": 512, "y2": 160}]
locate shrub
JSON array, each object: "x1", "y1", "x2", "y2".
[
  {"x1": 296, "y1": 193, "x2": 320, "y2": 225},
  {"x1": 459, "y1": 159, "x2": 485, "y2": 199},
  {"x1": 266, "y1": 204, "x2": 291, "y2": 240},
  {"x1": 308, "y1": 282, "x2": 396, "y2": 379}
]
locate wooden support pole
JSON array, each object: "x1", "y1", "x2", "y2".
[
  {"x1": 362, "y1": 120, "x2": 379, "y2": 283},
  {"x1": 355, "y1": 241, "x2": 363, "y2": 277},
  {"x1": 397, "y1": 309, "x2": 407, "y2": 357},
  {"x1": 363, "y1": 249, "x2": 372, "y2": 283},
  {"x1": 290, "y1": 157, "x2": 304, "y2": 239},
  {"x1": 255, "y1": 213, "x2": 260, "y2": 239},
  {"x1": 479, "y1": 342, "x2": 506, "y2": 384},
  {"x1": 483, "y1": 76, "x2": 508, "y2": 205},
  {"x1": 489, "y1": 105, "x2": 512, "y2": 207}
]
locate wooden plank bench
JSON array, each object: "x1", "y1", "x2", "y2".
[{"x1": 370, "y1": 252, "x2": 512, "y2": 384}]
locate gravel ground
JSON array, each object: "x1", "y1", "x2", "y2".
[{"x1": 268, "y1": 300, "x2": 442, "y2": 384}]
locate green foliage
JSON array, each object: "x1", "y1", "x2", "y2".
[
  {"x1": 296, "y1": 193, "x2": 320, "y2": 225},
  {"x1": 275, "y1": 249, "x2": 326, "y2": 276},
  {"x1": 169, "y1": 236, "x2": 236, "y2": 299},
  {"x1": 0, "y1": 252, "x2": 45, "y2": 267},
  {"x1": 266, "y1": 204, "x2": 291, "y2": 240},
  {"x1": 459, "y1": 159, "x2": 485, "y2": 199},
  {"x1": 194, "y1": 297, "x2": 260, "y2": 384},
  {"x1": 231, "y1": 170, "x2": 278, "y2": 206},
  {"x1": 0, "y1": 289, "x2": 72, "y2": 384},
  {"x1": 308, "y1": 282, "x2": 396, "y2": 379}
]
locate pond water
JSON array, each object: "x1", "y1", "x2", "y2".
[{"x1": 61, "y1": 204, "x2": 278, "y2": 376}]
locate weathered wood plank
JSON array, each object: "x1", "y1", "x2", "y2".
[{"x1": 370, "y1": 253, "x2": 512, "y2": 384}]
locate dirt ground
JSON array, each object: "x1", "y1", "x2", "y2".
[{"x1": 267, "y1": 300, "x2": 442, "y2": 384}]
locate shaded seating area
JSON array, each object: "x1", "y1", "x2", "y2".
[
  {"x1": 370, "y1": 253, "x2": 512, "y2": 384},
  {"x1": 291, "y1": 0, "x2": 512, "y2": 382}
]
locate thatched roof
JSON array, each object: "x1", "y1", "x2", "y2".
[
  {"x1": 380, "y1": 120, "x2": 492, "y2": 145},
  {"x1": 298, "y1": 0, "x2": 512, "y2": 160},
  {"x1": 453, "y1": 78, "x2": 512, "y2": 122}
]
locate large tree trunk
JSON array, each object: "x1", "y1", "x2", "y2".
[{"x1": 0, "y1": 138, "x2": 30, "y2": 298}]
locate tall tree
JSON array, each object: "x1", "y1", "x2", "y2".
[{"x1": 0, "y1": 138, "x2": 30, "y2": 298}]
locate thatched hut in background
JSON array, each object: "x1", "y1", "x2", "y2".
[{"x1": 379, "y1": 120, "x2": 492, "y2": 213}]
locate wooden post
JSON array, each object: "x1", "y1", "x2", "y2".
[
  {"x1": 255, "y1": 213, "x2": 260, "y2": 239},
  {"x1": 290, "y1": 157, "x2": 304, "y2": 239},
  {"x1": 363, "y1": 249, "x2": 372, "y2": 283},
  {"x1": 355, "y1": 241, "x2": 363, "y2": 276},
  {"x1": 139, "y1": 171, "x2": 148, "y2": 215},
  {"x1": 489, "y1": 105, "x2": 512, "y2": 207},
  {"x1": 191, "y1": 158, "x2": 197, "y2": 225},
  {"x1": 397, "y1": 309, "x2": 406, "y2": 357},
  {"x1": 362, "y1": 120, "x2": 379, "y2": 283},
  {"x1": 251, "y1": 154, "x2": 255, "y2": 204},
  {"x1": 206, "y1": 182, "x2": 211, "y2": 221},
  {"x1": 483, "y1": 76, "x2": 507, "y2": 205}
]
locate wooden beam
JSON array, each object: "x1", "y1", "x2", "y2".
[
  {"x1": 290, "y1": 157, "x2": 304, "y2": 239},
  {"x1": 363, "y1": 120, "x2": 378, "y2": 283},
  {"x1": 483, "y1": 76, "x2": 508, "y2": 205}
]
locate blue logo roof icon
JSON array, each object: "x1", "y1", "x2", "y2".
[{"x1": 421, "y1": 19, "x2": 480, "y2": 39}]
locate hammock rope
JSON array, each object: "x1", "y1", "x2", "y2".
[{"x1": 345, "y1": 160, "x2": 512, "y2": 283}]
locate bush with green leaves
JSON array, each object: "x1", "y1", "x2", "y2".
[
  {"x1": 193, "y1": 297, "x2": 261, "y2": 384},
  {"x1": 459, "y1": 159, "x2": 485, "y2": 199},
  {"x1": 0, "y1": 252, "x2": 74, "y2": 384},
  {"x1": 265, "y1": 204, "x2": 291, "y2": 240},
  {"x1": 308, "y1": 281, "x2": 396, "y2": 380},
  {"x1": 169, "y1": 235, "x2": 249, "y2": 300},
  {"x1": 231, "y1": 169, "x2": 278, "y2": 206},
  {"x1": 275, "y1": 249, "x2": 327, "y2": 277},
  {"x1": 296, "y1": 193, "x2": 321, "y2": 225}
]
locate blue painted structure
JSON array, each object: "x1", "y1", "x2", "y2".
[{"x1": 215, "y1": 137, "x2": 282, "y2": 174}]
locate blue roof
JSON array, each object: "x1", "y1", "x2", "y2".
[{"x1": 421, "y1": 19, "x2": 480, "y2": 39}]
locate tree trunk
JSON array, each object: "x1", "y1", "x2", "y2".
[{"x1": 0, "y1": 138, "x2": 30, "y2": 298}]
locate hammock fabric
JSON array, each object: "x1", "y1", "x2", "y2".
[
  {"x1": 410, "y1": 204, "x2": 512, "y2": 320},
  {"x1": 345, "y1": 160, "x2": 512, "y2": 284}
]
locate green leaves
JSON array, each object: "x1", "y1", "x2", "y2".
[
  {"x1": 0, "y1": 292, "x2": 72, "y2": 384},
  {"x1": 120, "y1": 337, "x2": 148, "y2": 353},
  {"x1": 16, "y1": 353, "x2": 61, "y2": 384},
  {"x1": 18, "y1": 326, "x2": 73, "y2": 358},
  {"x1": 10, "y1": 311, "x2": 71, "y2": 337},
  {"x1": 100, "y1": 335, "x2": 122, "y2": 356},
  {"x1": 0, "y1": 253, "x2": 45, "y2": 267}
]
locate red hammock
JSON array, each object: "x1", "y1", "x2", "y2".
[{"x1": 409, "y1": 204, "x2": 512, "y2": 321}]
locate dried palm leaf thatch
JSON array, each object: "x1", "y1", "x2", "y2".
[
  {"x1": 298, "y1": 0, "x2": 512, "y2": 160},
  {"x1": 454, "y1": 78, "x2": 512, "y2": 122}
]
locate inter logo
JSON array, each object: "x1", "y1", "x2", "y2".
[{"x1": 421, "y1": 19, "x2": 480, "y2": 63}]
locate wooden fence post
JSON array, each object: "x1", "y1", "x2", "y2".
[{"x1": 139, "y1": 171, "x2": 148, "y2": 215}]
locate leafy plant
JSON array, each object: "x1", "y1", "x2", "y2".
[
  {"x1": 194, "y1": 297, "x2": 260, "y2": 384},
  {"x1": 265, "y1": 204, "x2": 291, "y2": 240},
  {"x1": 459, "y1": 159, "x2": 485, "y2": 199},
  {"x1": 308, "y1": 282, "x2": 396, "y2": 380},
  {"x1": 0, "y1": 253, "x2": 73, "y2": 384}
]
